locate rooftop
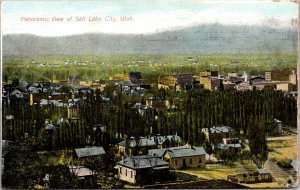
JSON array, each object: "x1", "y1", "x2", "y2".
[
  {"x1": 74, "y1": 146, "x2": 106, "y2": 158},
  {"x1": 165, "y1": 146, "x2": 206, "y2": 158},
  {"x1": 69, "y1": 165, "x2": 97, "y2": 177},
  {"x1": 116, "y1": 155, "x2": 169, "y2": 170}
]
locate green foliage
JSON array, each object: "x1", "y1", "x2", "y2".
[
  {"x1": 2, "y1": 137, "x2": 45, "y2": 188},
  {"x1": 3, "y1": 54, "x2": 297, "y2": 83}
]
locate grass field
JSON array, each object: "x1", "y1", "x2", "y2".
[
  {"x1": 181, "y1": 161, "x2": 258, "y2": 180},
  {"x1": 268, "y1": 135, "x2": 298, "y2": 161}
]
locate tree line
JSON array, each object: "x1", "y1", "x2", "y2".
[{"x1": 2, "y1": 86, "x2": 296, "y2": 151}]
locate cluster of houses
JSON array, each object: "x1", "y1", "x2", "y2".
[
  {"x1": 202, "y1": 126, "x2": 242, "y2": 153},
  {"x1": 115, "y1": 134, "x2": 207, "y2": 184},
  {"x1": 2, "y1": 68, "x2": 297, "y2": 115},
  {"x1": 2, "y1": 68, "x2": 296, "y2": 187},
  {"x1": 158, "y1": 68, "x2": 297, "y2": 93}
]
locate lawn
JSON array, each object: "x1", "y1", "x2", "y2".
[
  {"x1": 181, "y1": 161, "x2": 258, "y2": 180},
  {"x1": 267, "y1": 135, "x2": 298, "y2": 161}
]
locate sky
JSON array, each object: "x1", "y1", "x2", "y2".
[{"x1": 1, "y1": 0, "x2": 298, "y2": 36}]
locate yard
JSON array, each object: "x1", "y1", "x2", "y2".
[
  {"x1": 180, "y1": 135, "x2": 298, "y2": 189},
  {"x1": 180, "y1": 161, "x2": 258, "y2": 180}
]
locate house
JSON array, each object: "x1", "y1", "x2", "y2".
[
  {"x1": 74, "y1": 146, "x2": 106, "y2": 159},
  {"x1": 161, "y1": 146, "x2": 206, "y2": 169},
  {"x1": 118, "y1": 135, "x2": 182, "y2": 156},
  {"x1": 115, "y1": 155, "x2": 170, "y2": 184},
  {"x1": 202, "y1": 126, "x2": 237, "y2": 144},
  {"x1": 69, "y1": 165, "x2": 98, "y2": 188},
  {"x1": 118, "y1": 137, "x2": 157, "y2": 156},
  {"x1": 216, "y1": 137, "x2": 241, "y2": 153},
  {"x1": 149, "y1": 134, "x2": 182, "y2": 148}
]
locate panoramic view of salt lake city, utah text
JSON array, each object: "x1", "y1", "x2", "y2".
[{"x1": 1, "y1": 0, "x2": 299, "y2": 189}]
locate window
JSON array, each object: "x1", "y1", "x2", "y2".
[
  {"x1": 125, "y1": 169, "x2": 127, "y2": 176},
  {"x1": 190, "y1": 159, "x2": 193, "y2": 164},
  {"x1": 120, "y1": 167, "x2": 122, "y2": 174},
  {"x1": 199, "y1": 158, "x2": 202, "y2": 163},
  {"x1": 174, "y1": 160, "x2": 178, "y2": 165},
  {"x1": 131, "y1": 171, "x2": 133, "y2": 178}
]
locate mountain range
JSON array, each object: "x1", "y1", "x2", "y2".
[{"x1": 3, "y1": 24, "x2": 297, "y2": 55}]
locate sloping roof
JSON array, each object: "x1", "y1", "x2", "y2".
[
  {"x1": 118, "y1": 137, "x2": 156, "y2": 148},
  {"x1": 40, "y1": 99, "x2": 64, "y2": 107},
  {"x1": 75, "y1": 147, "x2": 106, "y2": 158},
  {"x1": 69, "y1": 165, "x2": 97, "y2": 177},
  {"x1": 217, "y1": 143, "x2": 241, "y2": 150},
  {"x1": 118, "y1": 137, "x2": 137, "y2": 147},
  {"x1": 165, "y1": 146, "x2": 206, "y2": 158},
  {"x1": 116, "y1": 155, "x2": 169, "y2": 170},
  {"x1": 148, "y1": 148, "x2": 168, "y2": 158},
  {"x1": 150, "y1": 135, "x2": 182, "y2": 145},
  {"x1": 139, "y1": 138, "x2": 156, "y2": 147},
  {"x1": 203, "y1": 126, "x2": 234, "y2": 134}
]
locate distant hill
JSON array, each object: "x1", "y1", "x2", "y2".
[{"x1": 3, "y1": 24, "x2": 297, "y2": 55}]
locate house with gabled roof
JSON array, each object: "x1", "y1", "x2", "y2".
[
  {"x1": 163, "y1": 146, "x2": 206, "y2": 169},
  {"x1": 148, "y1": 146, "x2": 207, "y2": 170},
  {"x1": 69, "y1": 165, "x2": 98, "y2": 188},
  {"x1": 216, "y1": 137, "x2": 241, "y2": 153},
  {"x1": 202, "y1": 126, "x2": 238, "y2": 144},
  {"x1": 115, "y1": 155, "x2": 169, "y2": 184},
  {"x1": 118, "y1": 134, "x2": 182, "y2": 156},
  {"x1": 118, "y1": 137, "x2": 157, "y2": 156}
]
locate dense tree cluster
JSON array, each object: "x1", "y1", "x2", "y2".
[{"x1": 2, "y1": 87, "x2": 296, "y2": 150}]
